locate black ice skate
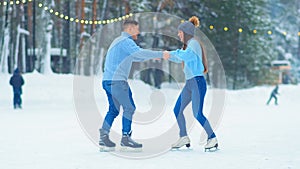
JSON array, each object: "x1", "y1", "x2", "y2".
[
  {"x1": 99, "y1": 129, "x2": 116, "y2": 152},
  {"x1": 120, "y1": 132, "x2": 142, "y2": 152},
  {"x1": 204, "y1": 137, "x2": 219, "y2": 152}
]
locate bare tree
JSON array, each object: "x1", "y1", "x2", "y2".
[{"x1": 0, "y1": 5, "x2": 11, "y2": 74}]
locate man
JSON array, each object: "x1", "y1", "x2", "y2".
[
  {"x1": 99, "y1": 20, "x2": 167, "y2": 152},
  {"x1": 9, "y1": 68, "x2": 25, "y2": 109},
  {"x1": 266, "y1": 85, "x2": 279, "y2": 105}
]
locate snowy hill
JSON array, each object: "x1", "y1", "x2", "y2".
[{"x1": 0, "y1": 72, "x2": 299, "y2": 169}]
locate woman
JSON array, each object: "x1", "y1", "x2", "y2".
[{"x1": 168, "y1": 16, "x2": 218, "y2": 151}]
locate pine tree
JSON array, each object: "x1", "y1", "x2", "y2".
[{"x1": 200, "y1": 0, "x2": 273, "y2": 89}]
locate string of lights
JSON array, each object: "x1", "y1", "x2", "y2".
[
  {"x1": 0, "y1": 0, "x2": 31, "y2": 6},
  {"x1": 37, "y1": 2, "x2": 133, "y2": 25},
  {"x1": 1, "y1": 0, "x2": 299, "y2": 36},
  {"x1": 208, "y1": 25, "x2": 300, "y2": 37},
  {"x1": 0, "y1": 0, "x2": 133, "y2": 25}
]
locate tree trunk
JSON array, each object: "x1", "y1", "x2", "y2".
[
  {"x1": 1, "y1": 28, "x2": 10, "y2": 74},
  {"x1": 79, "y1": 0, "x2": 85, "y2": 49},
  {"x1": 298, "y1": 1, "x2": 300, "y2": 62},
  {"x1": 20, "y1": 4, "x2": 27, "y2": 73},
  {"x1": 96, "y1": 0, "x2": 108, "y2": 75},
  {"x1": 69, "y1": 1, "x2": 78, "y2": 73},
  {"x1": 21, "y1": 31, "x2": 27, "y2": 73},
  {"x1": 91, "y1": 0, "x2": 97, "y2": 34},
  {"x1": 123, "y1": 0, "x2": 131, "y2": 14},
  {"x1": 298, "y1": 30, "x2": 300, "y2": 62},
  {"x1": 62, "y1": 0, "x2": 71, "y2": 73},
  {"x1": 32, "y1": 0, "x2": 36, "y2": 71},
  {"x1": 79, "y1": 0, "x2": 85, "y2": 75},
  {"x1": 1, "y1": 4, "x2": 11, "y2": 74},
  {"x1": 14, "y1": 24, "x2": 21, "y2": 69},
  {"x1": 0, "y1": 5, "x2": 4, "y2": 60},
  {"x1": 100, "y1": 0, "x2": 108, "y2": 21},
  {"x1": 84, "y1": 0, "x2": 98, "y2": 75},
  {"x1": 13, "y1": 5, "x2": 26, "y2": 71},
  {"x1": 43, "y1": 22, "x2": 53, "y2": 75},
  {"x1": 232, "y1": 32, "x2": 239, "y2": 90},
  {"x1": 25, "y1": 1, "x2": 34, "y2": 72}
]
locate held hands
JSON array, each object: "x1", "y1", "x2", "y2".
[
  {"x1": 153, "y1": 51, "x2": 170, "y2": 61},
  {"x1": 163, "y1": 51, "x2": 170, "y2": 60}
]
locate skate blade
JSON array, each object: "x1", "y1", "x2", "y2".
[
  {"x1": 171, "y1": 147, "x2": 193, "y2": 152},
  {"x1": 204, "y1": 144, "x2": 219, "y2": 152},
  {"x1": 99, "y1": 146, "x2": 115, "y2": 152},
  {"x1": 119, "y1": 146, "x2": 142, "y2": 152},
  {"x1": 205, "y1": 147, "x2": 219, "y2": 152}
]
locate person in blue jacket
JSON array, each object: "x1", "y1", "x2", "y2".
[
  {"x1": 166, "y1": 16, "x2": 218, "y2": 151},
  {"x1": 266, "y1": 85, "x2": 279, "y2": 105},
  {"x1": 9, "y1": 68, "x2": 25, "y2": 109},
  {"x1": 99, "y1": 20, "x2": 167, "y2": 152}
]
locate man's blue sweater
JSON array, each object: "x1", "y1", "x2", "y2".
[{"x1": 103, "y1": 32, "x2": 163, "y2": 81}]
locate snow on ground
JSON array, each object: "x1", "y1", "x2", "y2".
[{"x1": 0, "y1": 72, "x2": 299, "y2": 169}]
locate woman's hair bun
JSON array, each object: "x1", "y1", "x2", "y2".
[{"x1": 189, "y1": 16, "x2": 200, "y2": 28}]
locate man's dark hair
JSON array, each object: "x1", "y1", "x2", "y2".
[{"x1": 123, "y1": 20, "x2": 138, "y2": 29}]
